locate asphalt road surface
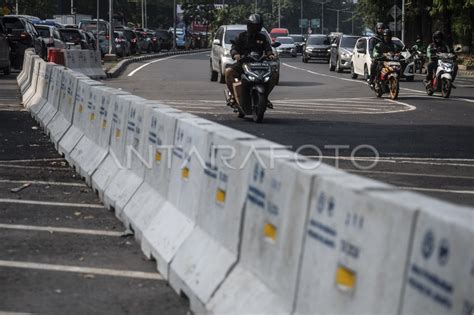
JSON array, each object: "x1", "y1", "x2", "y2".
[
  {"x1": 106, "y1": 52, "x2": 474, "y2": 207},
  {"x1": 0, "y1": 72, "x2": 189, "y2": 314}
]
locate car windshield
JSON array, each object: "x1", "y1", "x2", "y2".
[
  {"x1": 276, "y1": 37, "x2": 294, "y2": 44},
  {"x1": 307, "y1": 36, "x2": 329, "y2": 45},
  {"x1": 290, "y1": 35, "x2": 304, "y2": 42},
  {"x1": 2, "y1": 18, "x2": 24, "y2": 31},
  {"x1": 59, "y1": 30, "x2": 82, "y2": 42},
  {"x1": 37, "y1": 28, "x2": 51, "y2": 38},
  {"x1": 271, "y1": 32, "x2": 287, "y2": 38},
  {"x1": 341, "y1": 36, "x2": 358, "y2": 48},
  {"x1": 224, "y1": 29, "x2": 269, "y2": 44},
  {"x1": 80, "y1": 21, "x2": 108, "y2": 33}
]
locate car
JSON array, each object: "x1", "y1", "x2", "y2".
[
  {"x1": 117, "y1": 29, "x2": 138, "y2": 54},
  {"x1": 302, "y1": 34, "x2": 331, "y2": 63},
  {"x1": 329, "y1": 34, "x2": 360, "y2": 72},
  {"x1": 350, "y1": 36, "x2": 415, "y2": 81},
  {"x1": 0, "y1": 22, "x2": 11, "y2": 74},
  {"x1": 113, "y1": 31, "x2": 131, "y2": 57},
  {"x1": 154, "y1": 29, "x2": 173, "y2": 50},
  {"x1": 210, "y1": 24, "x2": 280, "y2": 84},
  {"x1": 35, "y1": 25, "x2": 66, "y2": 57},
  {"x1": 145, "y1": 31, "x2": 161, "y2": 53},
  {"x1": 275, "y1": 36, "x2": 297, "y2": 57},
  {"x1": 78, "y1": 19, "x2": 109, "y2": 36},
  {"x1": 0, "y1": 15, "x2": 45, "y2": 68},
  {"x1": 134, "y1": 31, "x2": 153, "y2": 53},
  {"x1": 82, "y1": 30, "x2": 96, "y2": 50},
  {"x1": 172, "y1": 28, "x2": 186, "y2": 49},
  {"x1": 289, "y1": 34, "x2": 305, "y2": 54},
  {"x1": 270, "y1": 28, "x2": 289, "y2": 42},
  {"x1": 58, "y1": 28, "x2": 89, "y2": 49}
]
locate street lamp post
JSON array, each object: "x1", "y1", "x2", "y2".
[
  {"x1": 141, "y1": 0, "x2": 144, "y2": 27},
  {"x1": 173, "y1": 0, "x2": 177, "y2": 50},
  {"x1": 401, "y1": 0, "x2": 406, "y2": 42},
  {"x1": 300, "y1": 0, "x2": 303, "y2": 34},
  {"x1": 96, "y1": 0, "x2": 99, "y2": 54},
  {"x1": 108, "y1": 0, "x2": 115, "y2": 55},
  {"x1": 278, "y1": 0, "x2": 281, "y2": 28},
  {"x1": 71, "y1": 0, "x2": 74, "y2": 14}
]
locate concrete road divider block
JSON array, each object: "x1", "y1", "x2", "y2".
[
  {"x1": 88, "y1": 50, "x2": 106, "y2": 79},
  {"x1": 28, "y1": 62, "x2": 57, "y2": 117},
  {"x1": 169, "y1": 130, "x2": 293, "y2": 314},
  {"x1": 141, "y1": 116, "x2": 224, "y2": 280},
  {"x1": 207, "y1": 152, "x2": 342, "y2": 315},
  {"x1": 64, "y1": 49, "x2": 106, "y2": 79},
  {"x1": 17, "y1": 49, "x2": 34, "y2": 87},
  {"x1": 401, "y1": 197, "x2": 474, "y2": 315},
  {"x1": 22, "y1": 57, "x2": 42, "y2": 106},
  {"x1": 20, "y1": 55, "x2": 40, "y2": 97},
  {"x1": 91, "y1": 95, "x2": 146, "y2": 200},
  {"x1": 103, "y1": 99, "x2": 148, "y2": 215},
  {"x1": 36, "y1": 66, "x2": 65, "y2": 128},
  {"x1": 121, "y1": 107, "x2": 189, "y2": 240},
  {"x1": 56, "y1": 78, "x2": 104, "y2": 161},
  {"x1": 69, "y1": 86, "x2": 130, "y2": 185},
  {"x1": 294, "y1": 176, "x2": 417, "y2": 315}
]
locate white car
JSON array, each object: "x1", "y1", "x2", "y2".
[
  {"x1": 275, "y1": 36, "x2": 297, "y2": 57},
  {"x1": 210, "y1": 24, "x2": 280, "y2": 84},
  {"x1": 350, "y1": 36, "x2": 415, "y2": 82}
]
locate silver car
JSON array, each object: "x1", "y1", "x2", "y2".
[
  {"x1": 210, "y1": 24, "x2": 280, "y2": 84},
  {"x1": 35, "y1": 25, "x2": 66, "y2": 57},
  {"x1": 0, "y1": 22, "x2": 11, "y2": 74},
  {"x1": 275, "y1": 36, "x2": 297, "y2": 57}
]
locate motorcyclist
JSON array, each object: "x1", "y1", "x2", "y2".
[
  {"x1": 368, "y1": 22, "x2": 386, "y2": 85},
  {"x1": 411, "y1": 36, "x2": 425, "y2": 53},
  {"x1": 370, "y1": 29, "x2": 401, "y2": 87},
  {"x1": 225, "y1": 14, "x2": 277, "y2": 109},
  {"x1": 425, "y1": 31, "x2": 458, "y2": 85}
]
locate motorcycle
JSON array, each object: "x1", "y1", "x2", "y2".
[
  {"x1": 412, "y1": 49, "x2": 426, "y2": 74},
  {"x1": 225, "y1": 45, "x2": 280, "y2": 123},
  {"x1": 426, "y1": 53, "x2": 456, "y2": 98},
  {"x1": 372, "y1": 52, "x2": 402, "y2": 100}
]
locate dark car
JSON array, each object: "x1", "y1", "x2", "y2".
[
  {"x1": 82, "y1": 30, "x2": 96, "y2": 50},
  {"x1": 0, "y1": 22, "x2": 11, "y2": 74},
  {"x1": 329, "y1": 34, "x2": 360, "y2": 72},
  {"x1": 145, "y1": 31, "x2": 161, "y2": 53},
  {"x1": 0, "y1": 16, "x2": 45, "y2": 68},
  {"x1": 289, "y1": 34, "x2": 305, "y2": 54},
  {"x1": 121, "y1": 29, "x2": 139, "y2": 54},
  {"x1": 58, "y1": 28, "x2": 89, "y2": 49},
  {"x1": 302, "y1": 34, "x2": 331, "y2": 63},
  {"x1": 154, "y1": 29, "x2": 173, "y2": 50},
  {"x1": 135, "y1": 31, "x2": 153, "y2": 53}
]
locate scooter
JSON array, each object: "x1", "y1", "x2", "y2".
[
  {"x1": 225, "y1": 47, "x2": 279, "y2": 123},
  {"x1": 372, "y1": 53, "x2": 402, "y2": 100},
  {"x1": 426, "y1": 53, "x2": 456, "y2": 98}
]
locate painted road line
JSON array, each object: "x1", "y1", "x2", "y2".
[
  {"x1": 0, "y1": 260, "x2": 163, "y2": 280},
  {"x1": 314, "y1": 156, "x2": 474, "y2": 167},
  {"x1": 399, "y1": 187, "x2": 474, "y2": 195},
  {"x1": 0, "y1": 223, "x2": 124, "y2": 237},
  {"x1": 0, "y1": 179, "x2": 86, "y2": 187},
  {"x1": 0, "y1": 164, "x2": 70, "y2": 171},
  {"x1": 0, "y1": 199, "x2": 103, "y2": 209},
  {"x1": 0, "y1": 158, "x2": 64, "y2": 163},
  {"x1": 347, "y1": 169, "x2": 474, "y2": 180},
  {"x1": 128, "y1": 52, "x2": 208, "y2": 77}
]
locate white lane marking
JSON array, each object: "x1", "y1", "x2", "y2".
[
  {"x1": 0, "y1": 223, "x2": 124, "y2": 237},
  {"x1": 0, "y1": 179, "x2": 85, "y2": 187},
  {"x1": 128, "y1": 51, "x2": 208, "y2": 77},
  {"x1": 347, "y1": 169, "x2": 474, "y2": 180},
  {"x1": 0, "y1": 312, "x2": 33, "y2": 315},
  {"x1": 283, "y1": 63, "x2": 474, "y2": 103},
  {"x1": 399, "y1": 187, "x2": 474, "y2": 195},
  {"x1": 0, "y1": 199, "x2": 103, "y2": 208},
  {"x1": 0, "y1": 158, "x2": 64, "y2": 163},
  {"x1": 0, "y1": 164, "x2": 70, "y2": 171},
  {"x1": 0, "y1": 260, "x2": 163, "y2": 280},
  {"x1": 311, "y1": 156, "x2": 474, "y2": 167}
]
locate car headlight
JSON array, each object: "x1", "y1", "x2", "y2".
[
  {"x1": 327, "y1": 48, "x2": 331, "y2": 53},
  {"x1": 306, "y1": 48, "x2": 311, "y2": 52}
]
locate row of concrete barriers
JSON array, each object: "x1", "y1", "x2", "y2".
[
  {"x1": 18, "y1": 49, "x2": 474, "y2": 315},
  {"x1": 47, "y1": 48, "x2": 106, "y2": 80}
]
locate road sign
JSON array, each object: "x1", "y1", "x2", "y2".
[
  {"x1": 389, "y1": 5, "x2": 402, "y2": 18},
  {"x1": 388, "y1": 21, "x2": 402, "y2": 32},
  {"x1": 311, "y1": 18, "x2": 320, "y2": 28},
  {"x1": 299, "y1": 19, "x2": 309, "y2": 28}
]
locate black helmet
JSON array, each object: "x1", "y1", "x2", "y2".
[
  {"x1": 433, "y1": 31, "x2": 443, "y2": 44},
  {"x1": 376, "y1": 22, "x2": 385, "y2": 35},
  {"x1": 383, "y1": 28, "x2": 393, "y2": 42},
  {"x1": 247, "y1": 14, "x2": 263, "y2": 35}
]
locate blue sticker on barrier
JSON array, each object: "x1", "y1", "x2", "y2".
[
  {"x1": 438, "y1": 238, "x2": 449, "y2": 266},
  {"x1": 422, "y1": 230, "x2": 435, "y2": 260}
]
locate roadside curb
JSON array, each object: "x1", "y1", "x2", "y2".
[{"x1": 106, "y1": 49, "x2": 211, "y2": 78}]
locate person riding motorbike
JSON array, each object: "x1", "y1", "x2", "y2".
[
  {"x1": 425, "y1": 31, "x2": 458, "y2": 85},
  {"x1": 368, "y1": 22, "x2": 386, "y2": 85},
  {"x1": 369, "y1": 29, "x2": 401, "y2": 88},
  {"x1": 225, "y1": 14, "x2": 277, "y2": 109},
  {"x1": 411, "y1": 36, "x2": 425, "y2": 53}
]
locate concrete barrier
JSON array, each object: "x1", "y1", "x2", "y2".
[
  {"x1": 64, "y1": 49, "x2": 106, "y2": 79},
  {"x1": 36, "y1": 66, "x2": 65, "y2": 128},
  {"x1": 19, "y1": 55, "x2": 40, "y2": 97},
  {"x1": 27, "y1": 62, "x2": 57, "y2": 116},
  {"x1": 69, "y1": 86, "x2": 130, "y2": 184},
  {"x1": 401, "y1": 197, "x2": 474, "y2": 315},
  {"x1": 21, "y1": 57, "x2": 42, "y2": 106},
  {"x1": 17, "y1": 49, "x2": 35, "y2": 90}
]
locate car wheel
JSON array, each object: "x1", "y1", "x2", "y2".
[
  {"x1": 363, "y1": 64, "x2": 369, "y2": 81},
  {"x1": 329, "y1": 57, "x2": 335, "y2": 71},
  {"x1": 302, "y1": 55, "x2": 308, "y2": 63},
  {"x1": 336, "y1": 58, "x2": 343, "y2": 73},
  {"x1": 350, "y1": 63, "x2": 358, "y2": 79},
  {"x1": 210, "y1": 61, "x2": 218, "y2": 82}
]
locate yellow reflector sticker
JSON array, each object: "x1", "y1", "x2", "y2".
[
  {"x1": 115, "y1": 128, "x2": 121, "y2": 139},
  {"x1": 263, "y1": 223, "x2": 277, "y2": 241},
  {"x1": 215, "y1": 189, "x2": 226, "y2": 203},
  {"x1": 89, "y1": 113, "x2": 95, "y2": 121},
  {"x1": 101, "y1": 120, "x2": 107, "y2": 129},
  {"x1": 336, "y1": 265, "x2": 356, "y2": 292},
  {"x1": 182, "y1": 167, "x2": 189, "y2": 179},
  {"x1": 78, "y1": 104, "x2": 83, "y2": 113},
  {"x1": 155, "y1": 150, "x2": 161, "y2": 162}
]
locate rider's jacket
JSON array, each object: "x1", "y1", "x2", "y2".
[
  {"x1": 373, "y1": 41, "x2": 401, "y2": 60},
  {"x1": 230, "y1": 31, "x2": 273, "y2": 58},
  {"x1": 426, "y1": 42, "x2": 451, "y2": 62}
]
